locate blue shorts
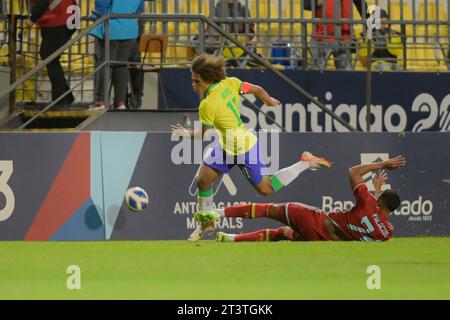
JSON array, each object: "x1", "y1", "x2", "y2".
[{"x1": 203, "y1": 142, "x2": 268, "y2": 185}]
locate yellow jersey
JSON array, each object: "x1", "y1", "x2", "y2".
[{"x1": 199, "y1": 77, "x2": 257, "y2": 155}]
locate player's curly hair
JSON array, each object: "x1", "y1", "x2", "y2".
[{"x1": 191, "y1": 53, "x2": 227, "y2": 84}]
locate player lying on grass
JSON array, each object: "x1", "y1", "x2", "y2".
[
  {"x1": 193, "y1": 155, "x2": 406, "y2": 242},
  {"x1": 171, "y1": 53, "x2": 331, "y2": 241}
]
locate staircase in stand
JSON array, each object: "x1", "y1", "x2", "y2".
[{"x1": 0, "y1": 108, "x2": 105, "y2": 132}]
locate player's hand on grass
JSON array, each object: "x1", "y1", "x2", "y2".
[
  {"x1": 171, "y1": 123, "x2": 191, "y2": 138},
  {"x1": 373, "y1": 170, "x2": 387, "y2": 196},
  {"x1": 383, "y1": 155, "x2": 406, "y2": 170}
]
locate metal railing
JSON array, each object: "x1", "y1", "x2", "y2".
[
  {"x1": 2, "y1": 1, "x2": 449, "y2": 71},
  {"x1": 0, "y1": 12, "x2": 356, "y2": 131},
  {"x1": 1, "y1": 1, "x2": 449, "y2": 95},
  {"x1": 140, "y1": 0, "x2": 450, "y2": 71}
]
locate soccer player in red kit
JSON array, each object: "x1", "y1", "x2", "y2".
[{"x1": 193, "y1": 155, "x2": 406, "y2": 242}]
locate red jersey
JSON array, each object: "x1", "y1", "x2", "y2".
[
  {"x1": 326, "y1": 183, "x2": 394, "y2": 241},
  {"x1": 31, "y1": 0, "x2": 77, "y2": 28},
  {"x1": 314, "y1": 0, "x2": 352, "y2": 42}
]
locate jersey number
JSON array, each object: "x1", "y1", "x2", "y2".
[
  {"x1": 226, "y1": 97, "x2": 242, "y2": 126},
  {"x1": 348, "y1": 216, "x2": 375, "y2": 241},
  {"x1": 361, "y1": 216, "x2": 375, "y2": 232}
]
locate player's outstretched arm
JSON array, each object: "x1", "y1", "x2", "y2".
[
  {"x1": 246, "y1": 84, "x2": 280, "y2": 107},
  {"x1": 171, "y1": 123, "x2": 211, "y2": 139},
  {"x1": 348, "y1": 155, "x2": 406, "y2": 190}
]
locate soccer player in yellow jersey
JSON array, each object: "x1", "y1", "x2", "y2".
[{"x1": 171, "y1": 54, "x2": 331, "y2": 241}]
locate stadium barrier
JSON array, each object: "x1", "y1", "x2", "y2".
[{"x1": 0, "y1": 131, "x2": 448, "y2": 240}]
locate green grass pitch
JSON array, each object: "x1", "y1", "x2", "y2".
[{"x1": 1, "y1": 237, "x2": 449, "y2": 299}]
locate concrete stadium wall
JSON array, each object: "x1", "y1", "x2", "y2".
[
  {"x1": 0, "y1": 131, "x2": 448, "y2": 240},
  {"x1": 83, "y1": 111, "x2": 199, "y2": 131}
]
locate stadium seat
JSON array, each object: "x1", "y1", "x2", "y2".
[
  {"x1": 140, "y1": 34, "x2": 168, "y2": 66},
  {"x1": 11, "y1": 0, "x2": 25, "y2": 15},
  {"x1": 418, "y1": 1, "x2": 447, "y2": 22},
  {"x1": 139, "y1": 34, "x2": 169, "y2": 108},
  {"x1": 406, "y1": 43, "x2": 447, "y2": 71},
  {"x1": 351, "y1": 3, "x2": 364, "y2": 38},
  {"x1": 250, "y1": 0, "x2": 284, "y2": 35},
  {"x1": 165, "y1": 43, "x2": 195, "y2": 65},
  {"x1": 0, "y1": 20, "x2": 8, "y2": 65},
  {"x1": 388, "y1": 2, "x2": 414, "y2": 37},
  {"x1": 179, "y1": 0, "x2": 209, "y2": 37},
  {"x1": 417, "y1": 1, "x2": 448, "y2": 43},
  {"x1": 354, "y1": 59, "x2": 367, "y2": 71},
  {"x1": 147, "y1": 0, "x2": 176, "y2": 35},
  {"x1": 175, "y1": 0, "x2": 209, "y2": 62},
  {"x1": 182, "y1": 0, "x2": 209, "y2": 15},
  {"x1": 79, "y1": 0, "x2": 94, "y2": 17},
  {"x1": 16, "y1": 26, "x2": 45, "y2": 100},
  {"x1": 3, "y1": 0, "x2": 42, "y2": 100},
  {"x1": 15, "y1": 54, "x2": 39, "y2": 101},
  {"x1": 326, "y1": 56, "x2": 336, "y2": 70},
  {"x1": 282, "y1": 0, "x2": 313, "y2": 37}
]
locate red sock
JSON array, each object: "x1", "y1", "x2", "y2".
[
  {"x1": 234, "y1": 227, "x2": 291, "y2": 242},
  {"x1": 225, "y1": 203, "x2": 273, "y2": 219}
]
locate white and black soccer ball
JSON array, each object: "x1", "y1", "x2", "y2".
[{"x1": 125, "y1": 187, "x2": 149, "y2": 212}]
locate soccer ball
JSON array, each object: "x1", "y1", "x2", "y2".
[{"x1": 125, "y1": 187, "x2": 149, "y2": 212}]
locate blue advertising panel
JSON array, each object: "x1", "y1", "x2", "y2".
[
  {"x1": 110, "y1": 132, "x2": 450, "y2": 240},
  {"x1": 0, "y1": 132, "x2": 448, "y2": 240},
  {"x1": 160, "y1": 69, "x2": 450, "y2": 132}
]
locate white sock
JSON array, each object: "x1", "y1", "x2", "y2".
[
  {"x1": 227, "y1": 233, "x2": 236, "y2": 241},
  {"x1": 270, "y1": 161, "x2": 309, "y2": 192},
  {"x1": 198, "y1": 188, "x2": 213, "y2": 211}
]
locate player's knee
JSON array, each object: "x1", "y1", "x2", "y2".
[
  {"x1": 256, "y1": 187, "x2": 273, "y2": 196},
  {"x1": 254, "y1": 180, "x2": 274, "y2": 196},
  {"x1": 271, "y1": 227, "x2": 291, "y2": 241},
  {"x1": 267, "y1": 205, "x2": 279, "y2": 218}
]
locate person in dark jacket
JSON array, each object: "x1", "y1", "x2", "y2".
[
  {"x1": 127, "y1": 19, "x2": 145, "y2": 109},
  {"x1": 214, "y1": 0, "x2": 255, "y2": 35},
  {"x1": 358, "y1": 7, "x2": 403, "y2": 71},
  {"x1": 30, "y1": 0, "x2": 78, "y2": 108}
]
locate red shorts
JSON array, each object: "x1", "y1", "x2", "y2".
[{"x1": 279, "y1": 203, "x2": 334, "y2": 241}]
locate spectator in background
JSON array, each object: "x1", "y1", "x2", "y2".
[
  {"x1": 311, "y1": 0, "x2": 353, "y2": 70},
  {"x1": 213, "y1": 0, "x2": 257, "y2": 67},
  {"x1": 90, "y1": 0, "x2": 144, "y2": 110},
  {"x1": 201, "y1": 0, "x2": 255, "y2": 56},
  {"x1": 128, "y1": 19, "x2": 145, "y2": 109},
  {"x1": 29, "y1": 0, "x2": 78, "y2": 108},
  {"x1": 214, "y1": 0, "x2": 255, "y2": 35},
  {"x1": 358, "y1": 7, "x2": 403, "y2": 71}
]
